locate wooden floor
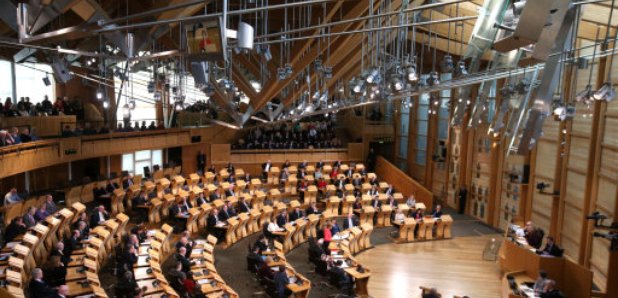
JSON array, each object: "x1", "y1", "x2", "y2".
[{"x1": 354, "y1": 235, "x2": 503, "y2": 298}]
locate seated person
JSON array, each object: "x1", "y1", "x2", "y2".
[
  {"x1": 524, "y1": 221, "x2": 544, "y2": 249},
  {"x1": 4, "y1": 217, "x2": 26, "y2": 243},
  {"x1": 305, "y1": 201, "x2": 320, "y2": 215},
  {"x1": 246, "y1": 245, "x2": 264, "y2": 272},
  {"x1": 238, "y1": 196, "x2": 252, "y2": 213},
  {"x1": 431, "y1": 204, "x2": 443, "y2": 218},
  {"x1": 289, "y1": 207, "x2": 303, "y2": 222},
  {"x1": 540, "y1": 280, "x2": 565, "y2": 298},
  {"x1": 42, "y1": 256, "x2": 66, "y2": 287},
  {"x1": 29, "y1": 268, "x2": 57, "y2": 298},
  {"x1": 275, "y1": 211, "x2": 287, "y2": 227},
  {"x1": 343, "y1": 212, "x2": 359, "y2": 230},
  {"x1": 90, "y1": 205, "x2": 109, "y2": 227},
  {"x1": 175, "y1": 236, "x2": 193, "y2": 258},
  {"x1": 393, "y1": 209, "x2": 406, "y2": 224},
  {"x1": 329, "y1": 260, "x2": 353, "y2": 295},
  {"x1": 207, "y1": 209, "x2": 225, "y2": 241},
  {"x1": 274, "y1": 265, "x2": 292, "y2": 298},
  {"x1": 34, "y1": 203, "x2": 50, "y2": 222},
  {"x1": 539, "y1": 236, "x2": 562, "y2": 257},
  {"x1": 258, "y1": 257, "x2": 274, "y2": 280},
  {"x1": 23, "y1": 207, "x2": 37, "y2": 228},
  {"x1": 51, "y1": 242, "x2": 71, "y2": 266},
  {"x1": 175, "y1": 246, "x2": 193, "y2": 272},
  {"x1": 64, "y1": 230, "x2": 82, "y2": 256},
  {"x1": 422, "y1": 288, "x2": 440, "y2": 298}
]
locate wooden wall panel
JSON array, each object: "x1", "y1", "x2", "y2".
[
  {"x1": 597, "y1": 177, "x2": 617, "y2": 214},
  {"x1": 561, "y1": 203, "x2": 583, "y2": 260},
  {"x1": 211, "y1": 144, "x2": 231, "y2": 164},
  {"x1": 530, "y1": 195, "x2": 552, "y2": 234},
  {"x1": 564, "y1": 172, "x2": 586, "y2": 209},
  {"x1": 375, "y1": 156, "x2": 433, "y2": 211},
  {"x1": 590, "y1": 237, "x2": 610, "y2": 291}
]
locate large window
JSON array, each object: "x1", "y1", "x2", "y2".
[
  {"x1": 0, "y1": 60, "x2": 55, "y2": 104},
  {"x1": 0, "y1": 60, "x2": 13, "y2": 101},
  {"x1": 15, "y1": 63, "x2": 55, "y2": 104},
  {"x1": 122, "y1": 149, "x2": 163, "y2": 176},
  {"x1": 438, "y1": 73, "x2": 452, "y2": 141}
]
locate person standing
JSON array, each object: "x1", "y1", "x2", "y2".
[{"x1": 197, "y1": 150, "x2": 206, "y2": 174}]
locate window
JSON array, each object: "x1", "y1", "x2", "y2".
[
  {"x1": 122, "y1": 149, "x2": 163, "y2": 176},
  {"x1": 0, "y1": 60, "x2": 13, "y2": 101},
  {"x1": 15, "y1": 63, "x2": 55, "y2": 105},
  {"x1": 438, "y1": 73, "x2": 452, "y2": 141},
  {"x1": 114, "y1": 63, "x2": 211, "y2": 124}
]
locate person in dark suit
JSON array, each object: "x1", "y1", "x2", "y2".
[
  {"x1": 370, "y1": 196, "x2": 381, "y2": 209},
  {"x1": 51, "y1": 242, "x2": 71, "y2": 266},
  {"x1": 226, "y1": 162, "x2": 235, "y2": 174},
  {"x1": 207, "y1": 209, "x2": 224, "y2": 241},
  {"x1": 225, "y1": 185, "x2": 236, "y2": 198},
  {"x1": 43, "y1": 256, "x2": 66, "y2": 287},
  {"x1": 218, "y1": 206, "x2": 231, "y2": 222},
  {"x1": 298, "y1": 160, "x2": 308, "y2": 169},
  {"x1": 197, "y1": 151, "x2": 206, "y2": 174},
  {"x1": 175, "y1": 237, "x2": 193, "y2": 258},
  {"x1": 274, "y1": 265, "x2": 291, "y2": 298},
  {"x1": 330, "y1": 260, "x2": 353, "y2": 295},
  {"x1": 106, "y1": 179, "x2": 119, "y2": 193},
  {"x1": 29, "y1": 268, "x2": 57, "y2": 298},
  {"x1": 262, "y1": 160, "x2": 273, "y2": 179},
  {"x1": 305, "y1": 202, "x2": 320, "y2": 215},
  {"x1": 281, "y1": 160, "x2": 291, "y2": 169},
  {"x1": 422, "y1": 288, "x2": 440, "y2": 298},
  {"x1": 64, "y1": 230, "x2": 82, "y2": 256},
  {"x1": 431, "y1": 204, "x2": 443, "y2": 218},
  {"x1": 238, "y1": 196, "x2": 252, "y2": 213},
  {"x1": 122, "y1": 175, "x2": 135, "y2": 189},
  {"x1": 196, "y1": 193, "x2": 209, "y2": 206},
  {"x1": 316, "y1": 160, "x2": 324, "y2": 170},
  {"x1": 175, "y1": 247, "x2": 193, "y2": 272},
  {"x1": 90, "y1": 205, "x2": 109, "y2": 227},
  {"x1": 332, "y1": 160, "x2": 342, "y2": 167},
  {"x1": 289, "y1": 207, "x2": 303, "y2": 222},
  {"x1": 253, "y1": 235, "x2": 269, "y2": 254},
  {"x1": 276, "y1": 211, "x2": 287, "y2": 227},
  {"x1": 330, "y1": 219, "x2": 341, "y2": 235},
  {"x1": 246, "y1": 245, "x2": 263, "y2": 273},
  {"x1": 343, "y1": 212, "x2": 359, "y2": 230},
  {"x1": 210, "y1": 188, "x2": 223, "y2": 201},
  {"x1": 4, "y1": 217, "x2": 26, "y2": 243},
  {"x1": 539, "y1": 236, "x2": 562, "y2": 257}
]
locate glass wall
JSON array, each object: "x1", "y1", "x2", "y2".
[
  {"x1": 15, "y1": 63, "x2": 55, "y2": 104},
  {"x1": 0, "y1": 60, "x2": 55, "y2": 104},
  {"x1": 122, "y1": 149, "x2": 163, "y2": 176},
  {"x1": 416, "y1": 91, "x2": 430, "y2": 165}
]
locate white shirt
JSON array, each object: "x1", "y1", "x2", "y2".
[
  {"x1": 347, "y1": 217, "x2": 354, "y2": 228},
  {"x1": 4, "y1": 192, "x2": 20, "y2": 205},
  {"x1": 265, "y1": 163, "x2": 270, "y2": 172},
  {"x1": 395, "y1": 213, "x2": 405, "y2": 222},
  {"x1": 98, "y1": 211, "x2": 106, "y2": 224},
  {"x1": 268, "y1": 222, "x2": 283, "y2": 232}
]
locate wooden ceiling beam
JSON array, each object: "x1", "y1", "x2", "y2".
[{"x1": 253, "y1": 0, "x2": 370, "y2": 111}]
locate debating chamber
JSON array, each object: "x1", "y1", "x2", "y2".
[{"x1": 0, "y1": 0, "x2": 617, "y2": 297}]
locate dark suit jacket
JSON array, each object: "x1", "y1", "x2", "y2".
[
  {"x1": 4, "y1": 222, "x2": 26, "y2": 242},
  {"x1": 274, "y1": 271, "x2": 290, "y2": 298},
  {"x1": 289, "y1": 210, "x2": 303, "y2": 222},
  {"x1": 207, "y1": 214, "x2": 218, "y2": 227},
  {"x1": 276, "y1": 214, "x2": 287, "y2": 227},
  {"x1": 343, "y1": 216, "x2": 359, "y2": 230},
  {"x1": 175, "y1": 253, "x2": 192, "y2": 272},
  {"x1": 316, "y1": 162, "x2": 324, "y2": 169},
  {"x1": 122, "y1": 179, "x2": 134, "y2": 189},
  {"x1": 305, "y1": 207, "x2": 320, "y2": 215},
  {"x1": 238, "y1": 201, "x2": 251, "y2": 213},
  {"x1": 90, "y1": 212, "x2": 107, "y2": 227},
  {"x1": 29, "y1": 279, "x2": 57, "y2": 298},
  {"x1": 218, "y1": 210, "x2": 230, "y2": 221},
  {"x1": 541, "y1": 243, "x2": 562, "y2": 257},
  {"x1": 371, "y1": 199, "x2": 382, "y2": 209}
]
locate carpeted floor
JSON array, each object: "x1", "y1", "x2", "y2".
[{"x1": 97, "y1": 207, "x2": 501, "y2": 297}]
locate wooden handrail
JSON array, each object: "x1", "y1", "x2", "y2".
[
  {"x1": 374, "y1": 156, "x2": 433, "y2": 210},
  {"x1": 0, "y1": 139, "x2": 61, "y2": 155},
  {"x1": 232, "y1": 148, "x2": 348, "y2": 154}
]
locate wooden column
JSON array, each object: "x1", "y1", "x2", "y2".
[{"x1": 579, "y1": 41, "x2": 609, "y2": 266}]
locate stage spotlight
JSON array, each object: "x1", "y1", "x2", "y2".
[{"x1": 593, "y1": 82, "x2": 616, "y2": 102}]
